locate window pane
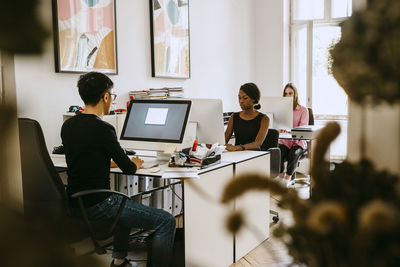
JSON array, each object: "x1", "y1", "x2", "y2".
[
  {"x1": 312, "y1": 26, "x2": 347, "y2": 116},
  {"x1": 293, "y1": 0, "x2": 324, "y2": 20},
  {"x1": 332, "y1": 0, "x2": 352, "y2": 18},
  {"x1": 292, "y1": 26, "x2": 308, "y2": 106}
]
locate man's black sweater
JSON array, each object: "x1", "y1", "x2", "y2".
[{"x1": 61, "y1": 114, "x2": 137, "y2": 208}]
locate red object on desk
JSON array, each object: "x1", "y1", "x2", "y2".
[
  {"x1": 114, "y1": 109, "x2": 127, "y2": 114},
  {"x1": 192, "y1": 140, "x2": 198, "y2": 151}
]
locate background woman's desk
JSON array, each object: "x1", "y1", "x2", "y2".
[{"x1": 51, "y1": 151, "x2": 270, "y2": 266}]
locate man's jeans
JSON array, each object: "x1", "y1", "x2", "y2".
[{"x1": 73, "y1": 194, "x2": 176, "y2": 267}]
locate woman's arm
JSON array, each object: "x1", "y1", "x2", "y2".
[
  {"x1": 298, "y1": 106, "x2": 309, "y2": 127},
  {"x1": 224, "y1": 114, "x2": 234, "y2": 144}
]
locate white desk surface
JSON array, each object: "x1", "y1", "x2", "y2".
[
  {"x1": 221, "y1": 150, "x2": 269, "y2": 163},
  {"x1": 50, "y1": 154, "x2": 234, "y2": 177},
  {"x1": 51, "y1": 150, "x2": 268, "y2": 177}
]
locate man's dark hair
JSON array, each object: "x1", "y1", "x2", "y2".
[
  {"x1": 77, "y1": 72, "x2": 114, "y2": 105},
  {"x1": 240, "y1": 82, "x2": 261, "y2": 110}
]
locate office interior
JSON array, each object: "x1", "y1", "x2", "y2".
[{"x1": 1, "y1": 0, "x2": 400, "y2": 266}]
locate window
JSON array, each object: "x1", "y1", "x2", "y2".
[
  {"x1": 290, "y1": 0, "x2": 352, "y2": 159},
  {"x1": 331, "y1": 0, "x2": 352, "y2": 18}
]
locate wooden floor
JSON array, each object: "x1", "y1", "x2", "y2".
[
  {"x1": 231, "y1": 178, "x2": 310, "y2": 267},
  {"x1": 230, "y1": 197, "x2": 293, "y2": 267}
]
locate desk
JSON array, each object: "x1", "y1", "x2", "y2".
[
  {"x1": 222, "y1": 151, "x2": 270, "y2": 261},
  {"x1": 51, "y1": 150, "x2": 270, "y2": 266}
]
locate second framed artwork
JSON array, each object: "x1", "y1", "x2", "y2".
[
  {"x1": 150, "y1": 0, "x2": 191, "y2": 79},
  {"x1": 52, "y1": 0, "x2": 118, "y2": 74}
]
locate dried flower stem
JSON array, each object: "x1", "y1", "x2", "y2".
[{"x1": 311, "y1": 122, "x2": 341, "y2": 183}]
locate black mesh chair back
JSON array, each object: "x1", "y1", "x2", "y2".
[
  {"x1": 260, "y1": 128, "x2": 281, "y2": 178},
  {"x1": 308, "y1": 108, "x2": 314, "y2": 126},
  {"x1": 18, "y1": 118, "x2": 132, "y2": 254},
  {"x1": 299, "y1": 108, "x2": 315, "y2": 159},
  {"x1": 18, "y1": 118, "x2": 69, "y2": 220}
]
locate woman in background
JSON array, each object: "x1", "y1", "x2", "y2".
[
  {"x1": 225, "y1": 83, "x2": 269, "y2": 151},
  {"x1": 279, "y1": 83, "x2": 309, "y2": 187}
]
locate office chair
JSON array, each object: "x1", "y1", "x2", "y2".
[
  {"x1": 292, "y1": 108, "x2": 314, "y2": 189},
  {"x1": 260, "y1": 128, "x2": 281, "y2": 223},
  {"x1": 261, "y1": 128, "x2": 280, "y2": 177},
  {"x1": 18, "y1": 118, "x2": 131, "y2": 255}
]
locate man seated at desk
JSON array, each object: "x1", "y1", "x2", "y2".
[{"x1": 61, "y1": 72, "x2": 176, "y2": 267}]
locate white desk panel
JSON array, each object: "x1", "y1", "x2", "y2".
[
  {"x1": 233, "y1": 153, "x2": 270, "y2": 261},
  {"x1": 184, "y1": 164, "x2": 234, "y2": 267}
]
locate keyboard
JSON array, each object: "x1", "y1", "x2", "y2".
[{"x1": 141, "y1": 161, "x2": 159, "y2": 169}]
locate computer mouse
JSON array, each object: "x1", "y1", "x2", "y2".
[{"x1": 148, "y1": 167, "x2": 161, "y2": 173}]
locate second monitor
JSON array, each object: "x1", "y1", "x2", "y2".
[
  {"x1": 188, "y1": 98, "x2": 225, "y2": 145},
  {"x1": 259, "y1": 96, "x2": 293, "y2": 130}
]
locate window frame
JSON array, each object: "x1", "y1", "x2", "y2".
[{"x1": 289, "y1": 0, "x2": 351, "y2": 119}]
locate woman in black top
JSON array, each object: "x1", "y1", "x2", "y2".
[{"x1": 225, "y1": 83, "x2": 269, "y2": 151}]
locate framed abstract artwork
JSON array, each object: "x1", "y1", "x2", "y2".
[
  {"x1": 150, "y1": 0, "x2": 190, "y2": 79},
  {"x1": 52, "y1": 0, "x2": 118, "y2": 74}
]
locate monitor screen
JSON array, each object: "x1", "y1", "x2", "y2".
[
  {"x1": 188, "y1": 98, "x2": 225, "y2": 145},
  {"x1": 259, "y1": 97, "x2": 293, "y2": 130},
  {"x1": 120, "y1": 99, "x2": 192, "y2": 143}
]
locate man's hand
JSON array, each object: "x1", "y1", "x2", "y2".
[
  {"x1": 110, "y1": 160, "x2": 118, "y2": 168},
  {"x1": 131, "y1": 156, "x2": 144, "y2": 169}
]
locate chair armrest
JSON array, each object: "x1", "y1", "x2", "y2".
[
  {"x1": 71, "y1": 189, "x2": 129, "y2": 200},
  {"x1": 72, "y1": 189, "x2": 130, "y2": 241}
]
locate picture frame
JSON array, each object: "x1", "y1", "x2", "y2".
[
  {"x1": 150, "y1": 0, "x2": 191, "y2": 79},
  {"x1": 52, "y1": 0, "x2": 118, "y2": 74}
]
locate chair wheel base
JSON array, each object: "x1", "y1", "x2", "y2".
[{"x1": 272, "y1": 216, "x2": 279, "y2": 223}]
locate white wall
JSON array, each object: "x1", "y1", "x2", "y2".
[
  {"x1": 254, "y1": 0, "x2": 289, "y2": 97},
  {"x1": 14, "y1": 0, "x2": 273, "y2": 151}
]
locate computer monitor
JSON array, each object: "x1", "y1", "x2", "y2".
[
  {"x1": 188, "y1": 98, "x2": 225, "y2": 145},
  {"x1": 120, "y1": 99, "x2": 192, "y2": 152},
  {"x1": 259, "y1": 97, "x2": 293, "y2": 130}
]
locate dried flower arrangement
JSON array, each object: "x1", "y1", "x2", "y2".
[
  {"x1": 330, "y1": 0, "x2": 400, "y2": 105},
  {"x1": 222, "y1": 122, "x2": 400, "y2": 266}
]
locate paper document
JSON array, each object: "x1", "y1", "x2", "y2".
[
  {"x1": 145, "y1": 108, "x2": 168, "y2": 125},
  {"x1": 161, "y1": 168, "x2": 199, "y2": 179}
]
